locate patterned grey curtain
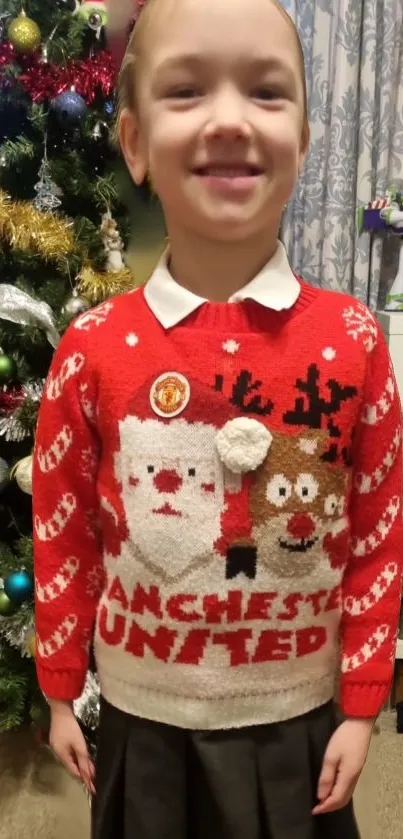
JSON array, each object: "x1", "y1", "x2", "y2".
[{"x1": 280, "y1": 0, "x2": 403, "y2": 308}]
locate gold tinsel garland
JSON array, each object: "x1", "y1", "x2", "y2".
[
  {"x1": 76, "y1": 265, "x2": 136, "y2": 304},
  {"x1": 0, "y1": 190, "x2": 75, "y2": 261},
  {"x1": 0, "y1": 190, "x2": 136, "y2": 303}
]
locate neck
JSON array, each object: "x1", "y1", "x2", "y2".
[{"x1": 166, "y1": 227, "x2": 280, "y2": 302}]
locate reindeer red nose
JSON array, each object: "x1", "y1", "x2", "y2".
[
  {"x1": 154, "y1": 469, "x2": 183, "y2": 494},
  {"x1": 287, "y1": 513, "x2": 315, "y2": 540}
]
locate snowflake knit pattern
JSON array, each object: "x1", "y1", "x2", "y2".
[{"x1": 33, "y1": 282, "x2": 403, "y2": 729}]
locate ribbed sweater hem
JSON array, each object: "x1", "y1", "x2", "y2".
[{"x1": 97, "y1": 663, "x2": 336, "y2": 730}]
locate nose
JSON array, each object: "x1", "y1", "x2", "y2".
[
  {"x1": 204, "y1": 85, "x2": 252, "y2": 141},
  {"x1": 287, "y1": 513, "x2": 316, "y2": 541},
  {"x1": 154, "y1": 469, "x2": 183, "y2": 494}
]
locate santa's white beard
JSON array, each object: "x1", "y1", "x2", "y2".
[{"x1": 123, "y1": 502, "x2": 222, "y2": 577}]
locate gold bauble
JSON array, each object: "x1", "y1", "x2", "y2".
[
  {"x1": 8, "y1": 12, "x2": 41, "y2": 54},
  {"x1": 26, "y1": 629, "x2": 37, "y2": 658}
]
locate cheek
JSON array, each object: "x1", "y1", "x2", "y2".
[{"x1": 262, "y1": 113, "x2": 302, "y2": 158}]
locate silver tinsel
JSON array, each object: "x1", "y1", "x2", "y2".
[
  {"x1": 0, "y1": 380, "x2": 44, "y2": 442},
  {"x1": 0, "y1": 602, "x2": 32, "y2": 651},
  {"x1": 0, "y1": 456, "x2": 9, "y2": 492},
  {"x1": 74, "y1": 671, "x2": 100, "y2": 732},
  {"x1": 0, "y1": 285, "x2": 60, "y2": 348}
]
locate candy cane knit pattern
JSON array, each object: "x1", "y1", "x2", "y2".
[{"x1": 33, "y1": 283, "x2": 403, "y2": 729}]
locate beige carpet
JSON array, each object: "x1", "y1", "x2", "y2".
[{"x1": 0, "y1": 714, "x2": 401, "y2": 839}]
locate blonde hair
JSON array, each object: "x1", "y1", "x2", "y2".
[{"x1": 116, "y1": 0, "x2": 308, "y2": 131}]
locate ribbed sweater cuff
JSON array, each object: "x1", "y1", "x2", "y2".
[
  {"x1": 36, "y1": 663, "x2": 86, "y2": 701},
  {"x1": 340, "y1": 681, "x2": 390, "y2": 718}
]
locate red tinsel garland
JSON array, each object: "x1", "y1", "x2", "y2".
[
  {"x1": 0, "y1": 387, "x2": 25, "y2": 412},
  {"x1": 0, "y1": 42, "x2": 16, "y2": 68},
  {"x1": 11, "y1": 51, "x2": 117, "y2": 105}
]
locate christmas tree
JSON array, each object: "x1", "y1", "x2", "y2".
[{"x1": 0, "y1": 0, "x2": 135, "y2": 742}]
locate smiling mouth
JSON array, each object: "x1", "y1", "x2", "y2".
[
  {"x1": 193, "y1": 165, "x2": 264, "y2": 178},
  {"x1": 152, "y1": 503, "x2": 182, "y2": 517},
  {"x1": 279, "y1": 537, "x2": 318, "y2": 553}
]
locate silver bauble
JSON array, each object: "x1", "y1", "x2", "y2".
[{"x1": 62, "y1": 294, "x2": 92, "y2": 319}]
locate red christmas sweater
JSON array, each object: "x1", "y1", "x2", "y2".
[{"x1": 33, "y1": 283, "x2": 403, "y2": 728}]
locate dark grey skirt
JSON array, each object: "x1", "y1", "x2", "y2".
[{"x1": 92, "y1": 698, "x2": 360, "y2": 839}]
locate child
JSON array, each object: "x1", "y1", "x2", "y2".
[{"x1": 33, "y1": 0, "x2": 403, "y2": 837}]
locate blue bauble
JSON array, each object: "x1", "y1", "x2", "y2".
[
  {"x1": 51, "y1": 90, "x2": 88, "y2": 126},
  {"x1": 104, "y1": 100, "x2": 114, "y2": 117},
  {"x1": 4, "y1": 570, "x2": 34, "y2": 606}
]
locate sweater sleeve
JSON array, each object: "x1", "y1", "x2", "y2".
[
  {"x1": 340, "y1": 323, "x2": 403, "y2": 718},
  {"x1": 33, "y1": 322, "x2": 103, "y2": 701}
]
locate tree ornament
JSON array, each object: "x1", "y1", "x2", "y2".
[
  {"x1": 92, "y1": 120, "x2": 109, "y2": 142},
  {"x1": 8, "y1": 10, "x2": 41, "y2": 54},
  {"x1": 0, "y1": 589, "x2": 19, "y2": 617},
  {"x1": 11, "y1": 455, "x2": 33, "y2": 495},
  {"x1": 4, "y1": 570, "x2": 34, "y2": 606},
  {"x1": 51, "y1": 88, "x2": 88, "y2": 126},
  {"x1": 25, "y1": 628, "x2": 36, "y2": 658},
  {"x1": 77, "y1": 1, "x2": 108, "y2": 36},
  {"x1": 100, "y1": 210, "x2": 125, "y2": 272},
  {"x1": 62, "y1": 290, "x2": 92, "y2": 320},
  {"x1": 33, "y1": 143, "x2": 62, "y2": 212},
  {"x1": 0, "y1": 352, "x2": 17, "y2": 383},
  {"x1": 0, "y1": 456, "x2": 9, "y2": 492}
]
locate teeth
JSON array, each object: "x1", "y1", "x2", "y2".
[{"x1": 204, "y1": 168, "x2": 255, "y2": 177}]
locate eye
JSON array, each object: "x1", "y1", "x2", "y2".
[
  {"x1": 252, "y1": 87, "x2": 278, "y2": 100},
  {"x1": 266, "y1": 474, "x2": 292, "y2": 508},
  {"x1": 295, "y1": 474, "x2": 319, "y2": 503},
  {"x1": 188, "y1": 468, "x2": 196, "y2": 477},
  {"x1": 324, "y1": 493, "x2": 339, "y2": 516},
  {"x1": 148, "y1": 465, "x2": 155, "y2": 474},
  {"x1": 167, "y1": 86, "x2": 202, "y2": 99}
]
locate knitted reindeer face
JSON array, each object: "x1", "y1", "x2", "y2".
[{"x1": 249, "y1": 430, "x2": 350, "y2": 579}]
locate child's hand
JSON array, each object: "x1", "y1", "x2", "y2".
[
  {"x1": 312, "y1": 717, "x2": 374, "y2": 815},
  {"x1": 49, "y1": 699, "x2": 96, "y2": 795}
]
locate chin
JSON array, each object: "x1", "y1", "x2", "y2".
[{"x1": 197, "y1": 215, "x2": 266, "y2": 243}]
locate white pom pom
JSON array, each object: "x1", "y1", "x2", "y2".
[{"x1": 215, "y1": 418, "x2": 272, "y2": 474}]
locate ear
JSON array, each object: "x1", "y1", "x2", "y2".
[{"x1": 118, "y1": 106, "x2": 149, "y2": 186}]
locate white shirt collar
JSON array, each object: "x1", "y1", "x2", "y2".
[{"x1": 144, "y1": 240, "x2": 300, "y2": 329}]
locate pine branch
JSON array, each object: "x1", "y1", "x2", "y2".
[
  {"x1": 92, "y1": 172, "x2": 119, "y2": 210},
  {"x1": 0, "y1": 137, "x2": 36, "y2": 169}
]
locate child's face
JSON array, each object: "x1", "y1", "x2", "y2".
[{"x1": 120, "y1": 0, "x2": 309, "y2": 243}]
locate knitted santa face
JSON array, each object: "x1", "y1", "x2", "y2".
[{"x1": 114, "y1": 376, "x2": 236, "y2": 582}]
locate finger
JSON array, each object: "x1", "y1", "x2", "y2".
[
  {"x1": 55, "y1": 747, "x2": 82, "y2": 781},
  {"x1": 88, "y1": 760, "x2": 96, "y2": 795},
  {"x1": 317, "y1": 757, "x2": 338, "y2": 802},
  {"x1": 313, "y1": 767, "x2": 356, "y2": 815},
  {"x1": 76, "y1": 750, "x2": 93, "y2": 793}
]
